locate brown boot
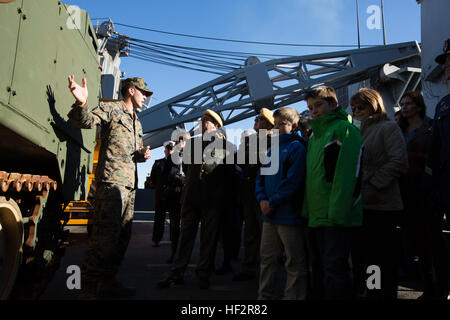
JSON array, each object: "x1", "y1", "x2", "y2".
[
  {"x1": 98, "y1": 278, "x2": 136, "y2": 298},
  {"x1": 77, "y1": 282, "x2": 99, "y2": 300}
]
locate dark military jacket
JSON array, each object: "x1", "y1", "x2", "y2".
[
  {"x1": 151, "y1": 155, "x2": 184, "y2": 207},
  {"x1": 238, "y1": 133, "x2": 272, "y2": 182},
  {"x1": 181, "y1": 130, "x2": 235, "y2": 207},
  {"x1": 150, "y1": 158, "x2": 170, "y2": 191},
  {"x1": 426, "y1": 94, "x2": 450, "y2": 208},
  {"x1": 68, "y1": 101, "x2": 145, "y2": 189}
]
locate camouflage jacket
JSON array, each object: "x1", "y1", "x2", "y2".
[{"x1": 68, "y1": 100, "x2": 145, "y2": 189}]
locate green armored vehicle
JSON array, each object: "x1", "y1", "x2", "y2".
[{"x1": 0, "y1": 0, "x2": 127, "y2": 299}]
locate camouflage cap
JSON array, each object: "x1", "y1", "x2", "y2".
[
  {"x1": 121, "y1": 77, "x2": 153, "y2": 97},
  {"x1": 435, "y1": 38, "x2": 450, "y2": 64}
]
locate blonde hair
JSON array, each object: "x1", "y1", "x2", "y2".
[
  {"x1": 273, "y1": 107, "x2": 300, "y2": 124},
  {"x1": 305, "y1": 86, "x2": 338, "y2": 106},
  {"x1": 350, "y1": 88, "x2": 387, "y2": 117}
]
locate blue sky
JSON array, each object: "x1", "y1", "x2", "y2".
[{"x1": 65, "y1": 0, "x2": 421, "y2": 187}]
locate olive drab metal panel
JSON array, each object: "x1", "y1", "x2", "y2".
[
  {"x1": 0, "y1": 0, "x2": 22, "y2": 108},
  {"x1": 0, "y1": 0, "x2": 101, "y2": 201}
]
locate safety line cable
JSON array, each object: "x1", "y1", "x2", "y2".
[{"x1": 115, "y1": 22, "x2": 373, "y2": 48}]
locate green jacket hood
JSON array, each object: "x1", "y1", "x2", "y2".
[{"x1": 310, "y1": 107, "x2": 352, "y2": 135}]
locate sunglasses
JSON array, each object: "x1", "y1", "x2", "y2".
[
  {"x1": 351, "y1": 104, "x2": 367, "y2": 112},
  {"x1": 255, "y1": 115, "x2": 263, "y2": 121}
]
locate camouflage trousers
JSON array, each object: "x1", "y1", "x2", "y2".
[{"x1": 81, "y1": 182, "x2": 135, "y2": 283}]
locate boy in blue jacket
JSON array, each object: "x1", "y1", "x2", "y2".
[{"x1": 255, "y1": 107, "x2": 308, "y2": 300}]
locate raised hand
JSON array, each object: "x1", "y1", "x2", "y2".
[{"x1": 68, "y1": 74, "x2": 88, "y2": 106}]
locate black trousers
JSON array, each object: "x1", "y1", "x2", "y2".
[
  {"x1": 217, "y1": 206, "x2": 242, "y2": 268},
  {"x1": 152, "y1": 194, "x2": 182, "y2": 256},
  {"x1": 352, "y1": 210, "x2": 402, "y2": 300},
  {"x1": 168, "y1": 200, "x2": 181, "y2": 256},
  {"x1": 239, "y1": 200, "x2": 261, "y2": 273},
  {"x1": 308, "y1": 226, "x2": 354, "y2": 300},
  {"x1": 152, "y1": 204, "x2": 167, "y2": 244},
  {"x1": 415, "y1": 207, "x2": 449, "y2": 299},
  {"x1": 170, "y1": 198, "x2": 223, "y2": 280}
]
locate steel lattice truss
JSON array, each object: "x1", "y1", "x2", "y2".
[{"x1": 139, "y1": 41, "x2": 420, "y2": 145}]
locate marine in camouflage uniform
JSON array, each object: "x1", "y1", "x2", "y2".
[{"x1": 67, "y1": 76, "x2": 152, "y2": 297}]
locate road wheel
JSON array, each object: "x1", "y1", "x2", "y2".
[{"x1": 0, "y1": 196, "x2": 23, "y2": 300}]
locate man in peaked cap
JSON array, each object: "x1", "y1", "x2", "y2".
[
  {"x1": 67, "y1": 75, "x2": 152, "y2": 299},
  {"x1": 157, "y1": 109, "x2": 236, "y2": 289},
  {"x1": 233, "y1": 107, "x2": 274, "y2": 282},
  {"x1": 121, "y1": 77, "x2": 153, "y2": 101},
  {"x1": 257, "y1": 107, "x2": 275, "y2": 127},
  {"x1": 202, "y1": 108, "x2": 224, "y2": 129},
  {"x1": 434, "y1": 39, "x2": 450, "y2": 65},
  {"x1": 421, "y1": 38, "x2": 450, "y2": 300}
]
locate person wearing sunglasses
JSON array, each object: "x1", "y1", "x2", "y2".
[{"x1": 350, "y1": 88, "x2": 408, "y2": 300}]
